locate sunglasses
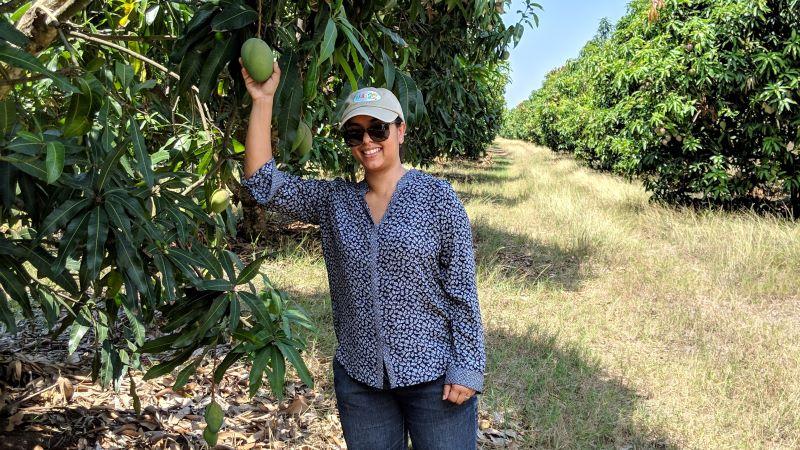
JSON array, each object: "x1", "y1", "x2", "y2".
[{"x1": 342, "y1": 118, "x2": 402, "y2": 147}]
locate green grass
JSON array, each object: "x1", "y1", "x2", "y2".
[{"x1": 255, "y1": 138, "x2": 800, "y2": 449}]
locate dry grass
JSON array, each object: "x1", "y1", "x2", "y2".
[{"x1": 256, "y1": 138, "x2": 800, "y2": 449}]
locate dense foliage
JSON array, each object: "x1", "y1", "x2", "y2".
[
  {"x1": 502, "y1": 0, "x2": 800, "y2": 215},
  {"x1": 0, "y1": 0, "x2": 538, "y2": 425}
]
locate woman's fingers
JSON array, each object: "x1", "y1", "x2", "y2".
[{"x1": 442, "y1": 384, "x2": 451, "y2": 401}]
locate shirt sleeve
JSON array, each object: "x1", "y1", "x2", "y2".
[
  {"x1": 241, "y1": 157, "x2": 332, "y2": 226},
  {"x1": 437, "y1": 182, "x2": 486, "y2": 393}
]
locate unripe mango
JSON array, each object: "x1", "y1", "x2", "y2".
[
  {"x1": 205, "y1": 400, "x2": 224, "y2": 433},
  {"x1": 241, "y1": 38, "x2": 274, "y2": 82},
  {"x1": 203, "y1": 427, "x2": 219, "y2": 446},
  {"x1": 292, "y1": 122, "x2": 313, "y2": 156},
  {"x1": 210, "y1": 189, "x2": 230, "y2": 214}
]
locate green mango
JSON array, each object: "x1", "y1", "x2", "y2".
[
  {"x1": 292, "y1": 122, "x2": 313, "y2": 156},
  {"x1": 241, "y1": 38, "x2": 274, "y2": 82},
  {"x1": 203, "y1": 427, "x2": 219, "y2": 446},
  {"x1": 205, "y1": 400, "x2": 224, "y2": 433},
  {"x1": 210, "y1": 189, "x2": 230, "y2": 214}
]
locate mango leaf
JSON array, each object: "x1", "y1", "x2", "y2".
[
  {"x1": 211, "y1": 4, "x2": 257, "y2": 31},
  {"x1": 248, "y1": 346, "x2": 270, "y2": 397},
  {"x1": 143, "y1": 346, "x2": 195, "y2": 380},
  {"x1": 25, "y1": 244, "x2": 80, "y2": 294},
  {"x1": 235, "y1": 255, "x2": 265, "y2": 285},
  {"x1": 0, "y1": 42, "x2": 77, "y2": 92},
  {"x1": 382, "y1": 50, "x2": 395, "y2": 90},
  {"x1": 39, "y1": 197, "x2": 91, "y2": 237},
  {"x1": 140, "y1": 333, "x2": 182, "y2": 353},
  {"x1": 84, "y1": 206, "x2": 108, "y2": 280},
  {"x1": 229, "y1": 295, "x2": 240, "y2": 331},
  {"x1": 276, "y1": 340, "x2": 314, "y2": 388},
  {"x1": 1, "y1": 154, "x2": 46, "y2": 180},
  {"x1": 68, "y1": 313, "x2": 91, "y2": 355},
  {"x1": 0, "y1": 17, "x2": 28, "y2": 47},
  {"x1": 173, "y1": 360, "x2": 198, "y2": 390},
  {"x1": 319, "y1": 18, "x2": 337, "y2": 65},
  {"x1": 53, "y1": 211, "x2": 90, "y2": 272},
  {"x1": 45, "y1": 141, "x2": 65, "y2": 184},
  {"x1": 128, "y1": 117, "x2": 153, "y2": 187},
  {"x1": 213, "y1": 345, "x2": 244, "y2": 383},
  {"x1": 198, "y1": 37, "x2": 237, "y2": 100},
  {"x1": 0, "y1": 290, "x2": 17, "y2": 333},
  {"x1": 267, "y1": 345, "x2": 285, "y2": 400}
]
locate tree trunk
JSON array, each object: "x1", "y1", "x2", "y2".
[{"x1": 0, "y1": 0, "x2": 93, "y2": 100}]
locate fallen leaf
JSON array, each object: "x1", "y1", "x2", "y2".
[{"x1": 283, "y1": 396, "x2": 309, "y2": 415}]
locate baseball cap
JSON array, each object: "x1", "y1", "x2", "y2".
[{"x1": 338, "y1": 87, "x2": 405, "y2": 129}]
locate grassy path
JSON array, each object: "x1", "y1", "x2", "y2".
[{"x1": 258, "y1": 138, "x2": 800, "y2": 449}]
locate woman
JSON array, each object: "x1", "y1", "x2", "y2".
[{"x1": 240, "y1": 60, "x2": 485, "y2": 450}]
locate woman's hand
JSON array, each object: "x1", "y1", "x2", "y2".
[
  {"x1": 240, "y1": 59, "x2": 281, "y2": 102},
  {"x1": 442, "y1": 383, "x2": 476, "y2": 405}
]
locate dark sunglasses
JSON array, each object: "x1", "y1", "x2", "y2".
[{"x1": 342, "y1": 118, "x2": 402, "y2": 147}]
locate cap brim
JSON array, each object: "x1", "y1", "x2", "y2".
[{"x1": 339, "y1": 106, "x2": 399, "y2": 129}]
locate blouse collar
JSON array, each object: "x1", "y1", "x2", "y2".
[{"x1": 356, "y1": 168, "x2": 416, "y2": 196}]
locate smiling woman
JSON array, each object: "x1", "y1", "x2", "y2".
[{"x1": 241, "y1": 68, "x2": 486, "y2": 450}]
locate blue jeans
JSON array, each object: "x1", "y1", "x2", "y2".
[{"x1": 333, "y1": 358, "x2": 478, "y2": 450}]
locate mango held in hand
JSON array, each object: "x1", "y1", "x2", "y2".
[
  {"x1": 210, "y1": 189, "x2": 230, "y2": 214},
  {"x1": 292, "y1": 122, "x2": 313, "y2": 157},
  {"x1": 241, "y1": 38, "x2": 274, "y2": 82},
  {"x1": 205, "y1": 400, "x2": 224, "y2": 433}
]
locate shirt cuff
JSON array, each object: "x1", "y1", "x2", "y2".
[
  {"x1": 445, "y1": 365, "x2": 484, "y2": 393},
  {"x1": 241, "y1": 158, "x2": 285, "y2": 205}
]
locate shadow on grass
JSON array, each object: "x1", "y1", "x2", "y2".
[
  {"x1": 472, "y1": 222, "x2": 592, "y2": 292},
  {"x1": 485, "y1": 324, "x2": 674, "y2": 449},
  {"x1": 456, "y1": 188, "x2": 530, "y2": 208}
]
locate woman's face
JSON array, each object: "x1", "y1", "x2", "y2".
[{"x1": 345, "y1": 115, "x2": 406, "y2": 172}]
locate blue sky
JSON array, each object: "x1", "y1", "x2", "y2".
[{"x1": 502, "y1": 0, "x2": 630, "y2": 108}]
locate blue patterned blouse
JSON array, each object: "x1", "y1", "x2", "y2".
[{"x1": 242, "y1": 157, "x2": 485, "y2": 393}]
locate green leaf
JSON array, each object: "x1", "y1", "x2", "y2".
[
  {"x1": 140, "y1": 333, "x2": 182, "y2": 353},
  {"x1": 276, "y1": 341, "x2": 313, "y2": 388},
  {"x1": 0, "y1": 42, "x2": 77, "y2": 93},
  {"x1": 211, "y1": 4, "x2": 257, "y2": 31},
  {"x1": 143, "y1": 347, "x2": 195, "y2": 380},
  {"x1": 85, "y1": 207, "x2": 109, "y2": 281},
  {"x1": 382, "y1": 50, "x2": 395, "y2": 90},
  {"x1": 197, "y1": 278, "x2": 233, "y2": 291},
  {"x1": 104, "y1": 200, "x2": 132, "y2": 243},
  {"x1": 198, "y1": 37, "x2": 237, "y2": 100},
  {"x1": 114, "y1": 233, "x2": 147, "y2": 295},
  {"x1": 53, "y1": 211, "x2": 90, "y2": 272},
  {"x1": 128, "y1": 117, "x2": 153, "y2": 187},
  {"x1": 239, "y1": 291, "x2": 271, "y2": 324},
  {"x1": 248, "y1": 346, "x2": 270, "y2": 397},
  {"x1": 213, "y1": 346, "x2": 244, "y2": 384},
  {"x1": 96, "y1": 139, "x2": 127, "y2": 192},
  {"x1": 0, "y1": 290, "x2": 17, "y2": 333},
  {"x1": 267, "y1": 345, "x2": 285, "y2": 400},
  {"x1": 235, "y1": 255, "x2": 264, "y2": 285},
  {"x1": 195, "y1": 293, "x2": 230, "y2": 338},
  {"x1": 39, "y1": 197, "x2": 91, "y2": 238},
  {"x1": 229, "y1": 295, "x2": 240, "y2": 331},
  {"x1": 153, "y1": 253, "x2": 176, "y2": 302},
  {"x1": 319, "y1": 18, "x2": 337, "y2": 65},
  {"x1": 1, "y1": 154, "x2": 47, "y2": 180},
  {"x1": 173, "y1": 360, "x2": 198, "y2": 390},
  {"x1": 0, "y1": 17, "x2": 29, "y2": 47},
  {"x1": 25, "y1": 245, "x2": 79, "y2": 294},
  {"x1": 115, "y1": 61, "x2": 134, "y2": 88},
  {"x1": 68, "y1": 321, "x2": 90, "y2": 355},
  {"x1": 130, "y1": 376, "x2": 141, "y2": 414},
  {"x1": 44, "y1": 141, "x2": 65, "y2": 184}
]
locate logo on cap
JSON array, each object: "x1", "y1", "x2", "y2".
[{"x1": 353, "y1": 90, "x2": 381, "y2": 103}]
